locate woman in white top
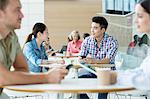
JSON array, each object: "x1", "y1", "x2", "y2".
[{"x1": 117, "y1": 0, "x2": 150, "y2": 90}]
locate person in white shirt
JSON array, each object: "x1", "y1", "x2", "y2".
[{"x1": 117, "y1": 0, "x2": 150, "y2": 90}]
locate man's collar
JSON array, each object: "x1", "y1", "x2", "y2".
[
  {"x1": 0, "y1": 33, "x2": 3, "y2": 40},
  {"x1": 0, "y1": 31, "x2": 14, "y2": 40}
]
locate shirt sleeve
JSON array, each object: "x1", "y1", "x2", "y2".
[
  {"x1": 23, "y1": 43, "x2": 42, "y2": 66},
  {"x1": 67, "y1": 42, "x2": 71, "y2": 52},
  {"x1": 132, "y1": 56, "x2": 150, "y2": 90},
  {"x1": 106, "y1": 38, "x2": 118, "y2": 63},
  {"x1": 80, "y1": 39, "x2": 88, "y2": 57},
  {"x1": 117, "y1": 56, "x2": 150, "y2": 90},
  {"x1": 43, "y1": 46, "x2": 48, "y2": 60},
  {"x1": 13, "y1": 33, "x2": 22, "y2": 57}
]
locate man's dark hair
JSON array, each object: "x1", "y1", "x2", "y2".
[
  {"x1": 0, "y1": 0, "x2": 9, "y2": 10},
  {"x1": 92, "y1": 16, "x2": 108, "y2": 30}
]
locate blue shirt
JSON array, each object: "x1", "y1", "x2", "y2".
[{"x1": 23, "y1": 38, "x2": 48, "y2": 72}]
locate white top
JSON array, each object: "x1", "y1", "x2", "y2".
[
  {"x1": 117, "y1": 54, "x2": 150, "y2": 90},
  {"x1": 4, "y1": 79, "x2": 134, "y2": 93}
]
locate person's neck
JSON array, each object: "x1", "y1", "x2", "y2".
[
  {"x1": 36, "y1": 38, "x2": 43, "y2": 49},
  {"x1": 96, "y1": 34, "x2": 103, "y2": 44},
  {"x1": 73, "y1": 40, "x2": 78, "y2": 43},
  {"x1": 0, "y1": 24, "x2": 11, "y2": 39}
]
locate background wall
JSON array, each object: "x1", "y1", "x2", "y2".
[
  {"x1": 97, "y1": 13, "x2": 134, "y2": 51},
  {"x1": 16, "y1": 0, "x2": 44, "y2": 47},
  {"x1": 18, "y1": 0, "x2": 133, "y2": 52},
  {"x1": 44, "y1": 0, "x2": 101, "y2": 50}
]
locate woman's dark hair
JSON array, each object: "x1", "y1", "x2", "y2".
[
  {"x1": 25, "y1": 23, "x2": 47, "y2": 43},
  {"x1": 92, "y1": 16, "x2": 108, "y2": 30},
  {"x1": 138, "y1": 0, "x2": 150, "y2": 14}
]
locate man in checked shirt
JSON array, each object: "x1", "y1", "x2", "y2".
[{"x1": 79, "y1": 16, "x2": 118, "y2": 99}]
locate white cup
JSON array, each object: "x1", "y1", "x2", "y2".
[{"x1": 96, "y1": 68, "x2": 117, "y2": 85}]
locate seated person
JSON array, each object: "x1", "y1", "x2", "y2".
[
  {"x1": 79, "y1": 16, "x2": 118, "y2": 99},
  {"x1": 0, "y1": 0, "x2": 68, "y2": 98},
  {"x1": 44, "y1": 37, "x2": 58, "y2": 56},
  {"x1": 23, "y1": 23, "x2": 63, "y2": 73},
  {"x1": 83, "y1": 33, "x2": 90, "y2": 39},
  {"x1": 59, "y1": 33, "x2": 73, "y2": 54},
  {"x1": 117, "y1": 0, "x2": 150, "y2": 91},
  {"x1": 66, "y1": 30, "x2": 82, "y2": 56}
]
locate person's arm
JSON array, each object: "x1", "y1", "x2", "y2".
[
  {"x1": 13, "y1": 53, "x2": 29, "y2": 72},
  {"x1": 106, "y1": 38, "x2": 118, "y2": 63},
  {"x1": 132, "y1": 70, "x2": 150, "y2": 90},
  {"x1": 0, "y1": 62, "x2": 68, "y2": 86},
  {"x1": 66, "y1": 42, "x2": 71, "y2": 56},
  {"x1": 94, "y1": 58, "x2": 109, "y2": 64},
  {"x1": 131, "y1": 56, "x2": 150, "y2": 90},
  {"x1": 83, "y1": 58, "x2": 110, "y2": 64},
  {"x1": 80, "y1": 39, "x2": 88, "y2": 57}
]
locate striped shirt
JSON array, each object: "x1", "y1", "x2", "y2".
[{"x1": 80, "y1": 33, "x2": 118, "y2": 64}]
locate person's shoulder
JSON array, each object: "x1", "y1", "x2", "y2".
[
  {"x1": 105, "y1": 34, "x2": 118, "y2": 41},
  {"x1": 68, "y1": 41, "x2": 73, "y2": 44},
  {"x1": 84, "y1": 35, "x2": 93, "y2": 41},
  {"x1": 9, "y1": 31, "x2": 18, "y2": 40},
  {"x1": 78, "y1": 40, "x2": 82, "y2": 43},
  {"x1": 129, "y1": 42, "x2": 135, "y2": 47},
  {"x1": 24, "y1": 41, "x2": 32, "y2": 48}
]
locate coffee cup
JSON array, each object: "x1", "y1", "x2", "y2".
[
  {"x1": 96, "y1": 68, "x2": 117, "y2": 85},
  {"x1": 110, "y1": 71, "x2": 117, "y2": 84}
]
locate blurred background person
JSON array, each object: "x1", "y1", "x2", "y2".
[
  {"x1": 83, "y1": 32, "x2": 90, "y2": 40},
  {"x1": 59, "y1": 33, "x2": 73, "y2": 54},
  {"x1": 117, "y1": 0, "x2": 150, "y2": 91},
  {"x1": 44, "y1": 37, "x2": 58, "y2": 56},
  {"x1": 66, "y1": 30, "x2": 82, "y2": 56},
  {"x1": 127, "y1": 34, "x2": 140, "y2": 55},
  {"x1": 127, "y1": 34, "x2": 149, "y2": 59}
]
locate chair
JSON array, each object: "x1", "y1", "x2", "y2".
[
  {"x1": 114, "y1": 90, "x2": 150, "y2": 99},
  {"x1": 3, "y1": 89, "x2": 50, "y2": 99}
]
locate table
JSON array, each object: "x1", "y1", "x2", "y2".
[
  {"x1": 4, "y1": 79, "x2": 135, "y2": 93},
  {"x1": 3, "y1": 79, "x2": 135, "y2": 99},
  {"x1": 40, "y1": 56, "x2": 114, "y2": 69},
  {"x1": 48, "y1": 53, "x2": 79, "y2": 59}
]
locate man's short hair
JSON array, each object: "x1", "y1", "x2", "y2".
[
  {"x1": 92, "y1": 16, "x2": 108, "y2": 30},
  {"x1": 0, "y1": 0, "x2": 9, "y2": 10}
]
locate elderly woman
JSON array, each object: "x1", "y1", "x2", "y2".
[{"x1": 66, "y1": 30, "x2": 82, "y2": 56}]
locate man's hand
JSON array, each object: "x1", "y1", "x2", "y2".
[
  {"x1": 79, "y1": 57, "x2": 94, "y2": 64},
  {"x1": 46, "y1": 66, "x2": 68, "y2": 83}
]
